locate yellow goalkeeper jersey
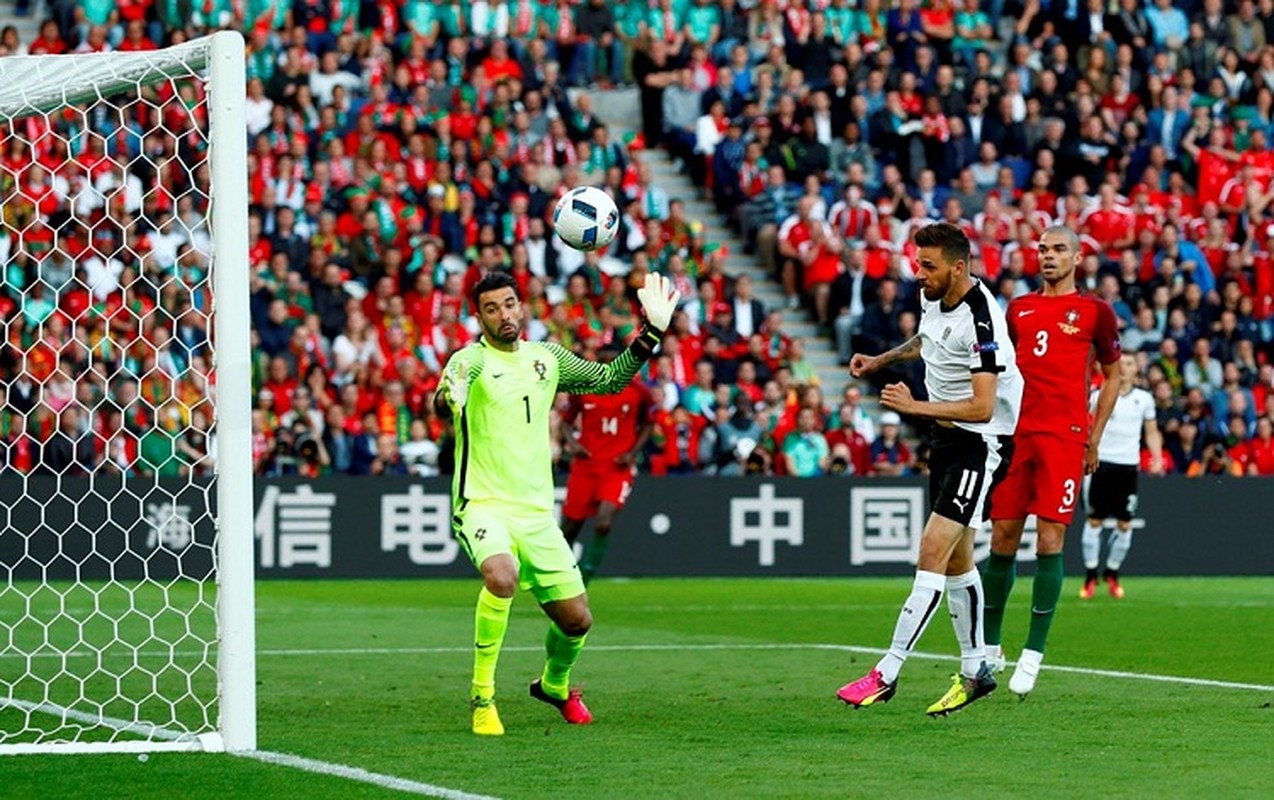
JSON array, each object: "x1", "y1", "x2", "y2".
[{"x1": 449, "y1": 339, "x2": 645, "y2": 515}]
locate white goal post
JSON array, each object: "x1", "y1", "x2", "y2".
[{"x1": 0, "y1": 31, "x2": 254, "y2": 754}]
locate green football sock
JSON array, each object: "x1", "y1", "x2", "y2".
[
  {"x1": 981, "y1": 551, "x2": 1017, "y2": 646},
  {"x1": 1026, "y1": 553, "x2": 1065, "y2": 653},
  {"x1": 540, "y1": 623, "x2": 587, "y2": 700},
  {"x1": 472, "y1": 587, "x2": 512, "y2": 700},
  {"x1": 580, "y1": 533, "x2": 611, "y2": 585}
]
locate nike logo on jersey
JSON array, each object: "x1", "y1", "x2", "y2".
[
  {"x1": 1018, "y1": 309, "x2": 1036, "y2": 317},
  {"x1": 491, "y1": 373, "x2": 505, "y2": 379},
  {"x1": 584, "y1": 403, "x2": 597, "y2": 410}
]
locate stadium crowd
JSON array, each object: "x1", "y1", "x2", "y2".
[{"x1": 2, "y1": 0, "x2": 1274, "y2": 480}]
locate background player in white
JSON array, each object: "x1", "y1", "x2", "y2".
[
  {"x1": 836, "y1": 222, "x2": 1023, "y2": 716},
  {"x1": 1082, "y1": 353, "x2": 1164, "y2": 599}
]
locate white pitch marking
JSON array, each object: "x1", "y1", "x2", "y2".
[
  {"x1": 3, "y1": 644, "x2": 1270, "y2": 693},
  {"x1": 3, "y1": 699, "x2": 500, "y2": 798},
  {"x1": 238, "y1": 750, "x2": 501, "y2": 800},
  {"x1": 248, "y1": 642, "x2": 1274, "y2": 693}
]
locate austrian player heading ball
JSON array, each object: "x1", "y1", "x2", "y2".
[{"x1": 837, "y1": 222, "x2": 1023, "y2": 717}]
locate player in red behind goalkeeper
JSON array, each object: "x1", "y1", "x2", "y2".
[
  {"x1": 560, "y1": 341, "x2": 655, "y2": 584},
  {"x1": 983, "y1": 226, "x2": 1122, "y2": 697}
]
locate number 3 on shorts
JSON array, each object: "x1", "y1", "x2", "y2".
[{"x1": 1060, "y1": 478, "x2": 1076, "y2": 511}]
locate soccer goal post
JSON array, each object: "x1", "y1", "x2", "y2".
[{"x1": 0, "y1": 31, "x2": 254, "y2": 754}]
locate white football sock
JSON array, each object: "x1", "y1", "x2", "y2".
[
  {"x1": 876, "y1": 570, "x2": 945, "y2": 684},
  {"x1": 1082, "y1": 521, "x2": 1104, "y2": 570},
  {"x1": 945, "y1": 569, "x2": 986, "y2": 678},
  {"x1": 1106, "y1": 530, "x2": 1134, "y2": 571}
]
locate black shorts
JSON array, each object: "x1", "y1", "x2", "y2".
[
  {"x1": 1085, "y1": 462, "x2": 1139, "y2": 522},
  {"x1": 928, "y1": 425, "x2": 1015, "y2": 527}
]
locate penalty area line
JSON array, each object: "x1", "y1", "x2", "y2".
[{"x1": 238, "y1": 750, "x2": 501, "y2": 800}]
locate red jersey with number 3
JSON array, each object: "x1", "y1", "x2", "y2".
[
  {"x1": 1007, "y1": 292, "x2": 1121, "y2": 442},
  {"x1": 565, "y1": 381, "x2": 652, "y2": 462}
]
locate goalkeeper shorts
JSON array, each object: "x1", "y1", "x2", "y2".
[{"x1": 453, "y1": 500, "x2": 585, "y2": 603}]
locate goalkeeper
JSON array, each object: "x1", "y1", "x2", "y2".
[{"x1": 436, "y1": 270, "x2": 680, "y2": 736}]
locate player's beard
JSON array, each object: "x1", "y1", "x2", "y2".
[
  {"x1": 485, "y1": 318, "x2": 522, "y2": 346},
  {"x1": 921, "y1": 274, "x2": 948, "y2": 302}
]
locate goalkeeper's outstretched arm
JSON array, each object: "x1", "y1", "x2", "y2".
[
  {"x1": 546, "y1": 327, "x2": 661, "y2": 395},
  {"x1": 552, "y1": 274, "x2": 680, "y2": 395}
]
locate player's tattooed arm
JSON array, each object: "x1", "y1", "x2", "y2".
[{"x1": 851, "y1": 335, "x2": 921, "y2": 378}]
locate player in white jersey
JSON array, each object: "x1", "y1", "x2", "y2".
[
  {"x1": 837, "y1": 222, "x2": 1023, "y2": 716},
  {"x1": 1081, "y1": 354, "x2": 1164, "y2": 599}
]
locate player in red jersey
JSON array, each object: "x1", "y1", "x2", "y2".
[
  {"x1": 983, "y1": 226, "x2": 1123, "y2": 696},
  {"x1": 560, "y1": 343, "x2": 654, "y2": 584}
]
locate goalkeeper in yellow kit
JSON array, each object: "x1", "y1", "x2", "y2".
[{"x1": 436, "y1": 270, "x2": 680, "y2": 735}]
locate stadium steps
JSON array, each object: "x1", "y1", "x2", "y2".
[
  {"x1": 588, "y1": 89, "x2": 849, "y2": 395},
  {"x1": 5, "y1": 3, "x2": 42, "y2": 43}
]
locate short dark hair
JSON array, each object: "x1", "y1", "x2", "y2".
[
  {"x1": 913, "y1": 222, "x2": 971, "y2": 265},
  {"x1": 1040, "y1": 224, "x2": 1081, "y2": 253},
  {"x1": 470, "y1": 271, "x2": 519, "y2": 309}
]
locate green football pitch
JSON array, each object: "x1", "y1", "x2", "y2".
[{"x1": 2, "y1": 577, "x2": 1271, "y2": 799}]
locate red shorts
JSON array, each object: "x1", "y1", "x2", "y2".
[
  {"x1": 987, "y1": 433, "x2": 1085, "y2": 524},
  {"x1": 562, "y1": 460, "x2": 635, "y2": 521}
]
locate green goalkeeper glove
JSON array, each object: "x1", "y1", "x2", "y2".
[{"x1": 636, "y1": 273, "x2": 680, "y2": 332}]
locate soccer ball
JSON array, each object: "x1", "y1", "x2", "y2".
[{"x1": 553, "y1": 186, "x2": 619, "y2": 251}]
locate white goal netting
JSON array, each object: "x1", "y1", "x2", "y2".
[{"x1": 0, "y1": 33, "x2": 253, "y2": 754}]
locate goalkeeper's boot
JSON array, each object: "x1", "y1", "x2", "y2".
[
  {"x1": 530, "y1": 679, "x2": 593, "y2": 724},
  {"x1": 1105, "y1": 572, "x2": 1125, "y2": 599},
  {"x1": 470, "y1": 695, "x2": 504, "y2": 736},
  {"x1": 1009, "y1": 648, "x2": 1043, "y2": 697},
  {"x1": 1079, "y1": 578, "x2": 1097, "y2": 600},
  {"x1": 985, "y1": 644, "x2": 1007, "y2": 674},
  {"x1": 926, "y1": 662, "x2": 996, "y2": 717},
  {"x1": 836, "y1": 668, "x2": 896, "y2": 708}
]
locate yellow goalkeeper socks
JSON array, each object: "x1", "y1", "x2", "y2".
[
  {"x1": 540, "y1": 623, "x2": 587, "y2": 700},
  {"x1": 472, "y1": 587, "x2": 512, "y2": 700}
]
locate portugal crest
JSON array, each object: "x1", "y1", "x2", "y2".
[{"x1": 1059, "y1": 308, "x2": 1081, "y2": 335}]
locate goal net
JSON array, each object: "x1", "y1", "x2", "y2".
[{"x1": 0, "y1": 31, "x2": 254, "y2": 754}]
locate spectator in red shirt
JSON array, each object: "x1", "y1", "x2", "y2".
[
  {"x1": 1239, "y1": 417, "x2": 1274, "y2": 475},
  {"x1": 825, "y1": 403, "x2": 874, "y2": 476},
  {"x1": 1082, "y1": 185, "x2": 1137, "y2": 260}
]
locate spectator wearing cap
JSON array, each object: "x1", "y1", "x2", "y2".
[{"x1": 870, "y1": 411, "x2": 913, "y2": 476}]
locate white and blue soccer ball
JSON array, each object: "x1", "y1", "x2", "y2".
[{"x1": 553, "y1": 186, "x2": 619, "y2": 252}]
